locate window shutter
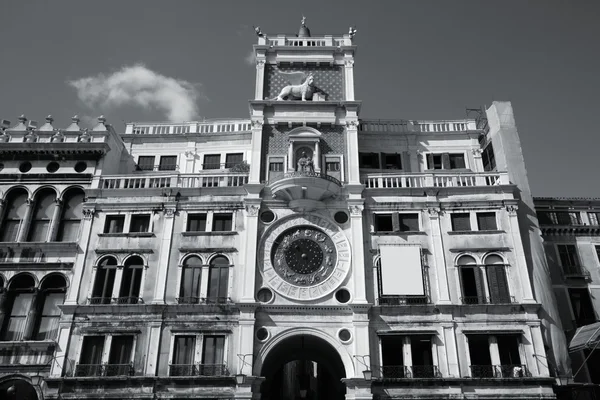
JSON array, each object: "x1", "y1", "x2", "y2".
[
  {"x1": 426, "y1": 154, "x2": 434, "y2": 170},
  {"x1": 474, "y1": 267, "x2": 486, "y2": 302},
  {"x1": 392, "y1": 213, "x2": 400, "y2": 232},
  {"x1": 377, "y1": 153, "x2": 383, "y2": 169},
  {"x1": 442, "y1": 153, "x2": 451, "y2": 169},
  {"x1": 487, "y1": 265, "x2": 510, "y2": 303},
  {"x1": 402, "y1": 151, "x2": 410, "y2": 172}
]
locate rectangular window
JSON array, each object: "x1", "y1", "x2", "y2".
[
  {"x1": 398, "y1": 214, "x2": 419, "y2": 232},
  {"x1": 596, "y1": 246, "x2": 600, "y2": 263},
  {"x1": 557, "y1": 244, "x2": 580, "y2": 267},
  {"x1": 159, "y1": 156, "x2": 177, "y2": 171},
  {"x1": 359, "y1": 152, "x2": 380, "y2": 169},
  {"x1": 269, "y1": 161, "x2": 284, "y2": 171},
  {"x1": 486, "y1": 265, "x2": 511, "y2": 304},
  {"x1": 207, "y1": 264, "x2": 229, "y2": 303},
  {"x1": 451, "y1": 213, "x2": 471, "y2": 231},
  {"x1": 569, "y1": 288, "x2": 597, "y2": 328},
  {"x1": 326, "y1": 161, "x2": 341, "y2": 171},
  {"x1": 410, "y1": 336, "x2": 435, "y2": 377},
  {"x1": 187, "y1": 214, "x2": 207, "y2": 232},
  {"x1": 467, "y1": 335, "x2": 493, "y2": 378},
  {"x1": 497, "y1": 335, "x2": 522, "y2": 377},
  {"x1": 212, "y1": 213, "x2": 233, "y2": 232},
  {"x1": 482, "y1": 144, "x2": 496, "y2": 172},
  {"x1": 477, "y1": 212, "x2": 497, "y2": 231},
  {"x1": 171, "y1": 335, "x2": 196, "y2": 376},
  {"x1": 203, "y1": 154, "x2": 221, "y2": 170},
  {"x1": 459, "y1": 267, "x2": 486, "y2": 304},
  {"x1": 137, "y1": 156, "x2": 155, "y2": 171},
  {"x1": 104, "y1": 215, "x2": 125, "y2": 234},
  {"x1": 129, "y1": 214, "x2": 151, "y2": 233},
  {"x1": 0, "y1": 221, "x2": 20, "y2": 242},
  {"x1": 427, "y1": 154, "x2": 443, "y2": 170},
  {"x1": 449, "y1": 154, "x2": 466, "y2": 169},
  {"x1": 35, "y1": 292, "x2": 65, "y2": 340},
  {"x1": 77, "y1": 336, "x2": 105, "y2": 377},
  {"x1": 382, "y1": 153, "x2": 402, "y2": 169},
  {"x1": 589, "y1": 212, "x2": 600, "y2": 226},
  {"x1": 427, "y1": 153, "x2": 466, "y2": 170},
  {"x1": 3, "y1": 293, "x2": 34, "y2": 340},
  {"x1": 374, "y1": 214, "x2": 394, "y2": 232},
  {"x1": 381, "y1": 336, "x2": 405, "y2": 378},
  {"x1": 201, "y1": 335, "x2": 226, "y2": 375},
  {"x1": 225, "y1": 153, "x2": 244, "y2": 168},
  {"x1": 108, "y1": 335, "x2": 134, "y2": 374}
]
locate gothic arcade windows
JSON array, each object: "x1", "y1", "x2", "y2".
[
  {"x1": 1, "y1": 189, "x2": 28, "y2": 242},
  {"x1": 57, "y1": 188, "x2": 84, "y2": 242}
]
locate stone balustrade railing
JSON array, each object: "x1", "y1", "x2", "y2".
[
  {"x1": 95, "y1": 172, "x2": 249, "y2": 190},
  {"x1": 124, "y1": 120, "x2": 252, "y2": 135},
  {"x1": 259, "y1": 35, "x2": 352, "y2": 47},
  {"x1": 359, "y1": 119, "x2": 478, "y2": 133},
  {"x1": 362, "y1": 172, "x2": 509, "y2": 189}
]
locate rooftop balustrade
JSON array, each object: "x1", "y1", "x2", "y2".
[
  {"x1": 124, "y1": 120, "x2": 252, "y2": 135},
  {"x1": 95, "y1": 172, "x2": 249, "y2": 190},
  {"x1": 362, "y1": 171, "x2": 509, "y2": 189}
]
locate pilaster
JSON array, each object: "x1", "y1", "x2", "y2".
[
  {"x1": 427, "y1": 207, "x2": 451, "y2": 304},
  {"x1": 152, "y1": 207, "x2": 176, "y2": 304},
  {"x1": 65, "y1": 207, "x2": 96, "y2": 305},
  {"x1": 348, "y1": 203, "x2": 367, "y2": 303},
  {"x1": 240, "y1": 201, "x2": 261, "y2": 302},
  {"x1": 505, "y1": 204, "x2": 536, "y2": 303}
]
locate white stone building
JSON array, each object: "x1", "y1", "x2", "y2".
[{"x1": 0, "y1": 20, "x2": 570, "y2": 400}]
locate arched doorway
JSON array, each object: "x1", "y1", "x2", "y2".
[
  {"x1": 0, "y1": 378, "x2": 39, "y2": 400},
  {"x1": 260, "y1": 334, "x2": 346, "y2": 400}
]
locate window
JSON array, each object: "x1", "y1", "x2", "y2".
[
  {"x1": 269, "y1": 160, "x2": 284, "y2": 171},
  {"x1": 34, "y1": 274, "x2": 67, "y2": 340},
  {"x1": 203, "y1": 154, "x2": 221, "y2": 170},
  {"x1": 201, "y1": 336, "x2": 226, "y2": 375},
  {"x1": 137, "y1": 156, "x2": 155, "y2": 171},
  {"x1": 468, "y1": 334, "x2": 524, "y2": 378},
  {"x1": 118, "y1": 257, "x2": 143, "y2": 304},
  {"x1": 76, "y1": 336, "x2": 105, "y2": 377},
  {"x1": 382, "y1": 153, "x2": 402, "y2": 169},
  {"x1": 570, "y1": 288, "x2": 597, "y2": 328},
  {"x1": 380, "y1": 335, "x2": 436, "y2": 378},
  {"x1": 1, "y1": 190, "x2": 28, "y2": 242},
  {"x1": 557, "y1": 244, "x2": 580, "y2": 267},
  {"x1": 91, "y1": 257, "x2": 117, "y2": 304},
  {"x1": 1, "y1": 274, "x2": 35, "y2": 341},
  {"x1": 468, "y1": 335, "x2": 493, "y2": 377},
  {"x1": 57, "y1": 189, "x2": 84, "y2": 242},
  {"x1": 589, "y1": 212, "x2": 600, "y2": 226},
  {"x1": 187, "y1": 214, "x2": 207, "y2": 232},
  {"x1": 410, "y1": 336, "x2": 436, "y2": 378},
  {"x1": 225, "y1": 153, "x2": 244, "y2": 169},
  {"x1": 374, "y1": 214, "x2": 394, "y2": 232},
  {"x1": 326, "y1": 160, "x2": 340, "y2": 171},
  {"x1": 457, "y1": 255, "x2": 485, "y2": 304},
  {"x1": 477, "y1": 212, "x2": 497, "y2": 231},
  {"x1": 537, "y1": 211, "x2": 582, "y2": 225},
  {"x1": 398, "y1": 213, "x2": 419, "y2": 232},
  {"x1": 207, "y1": 256, "x2": 229, "y2": 303},
  {"x1": 359, "y1": 152, "x2": 380, "y2": 169},
  {"x1": 426, "y1": 153, "x2": 466, "y2": 170},
  {"x1": 482, "y1": 144, "x2": 496, "y2": 172},
  {"x1": 484, "y1": 255, "x2": 511, "y2": 304},
  {"x1": 129, "y1": 214, "x2": 150, "y2": 233},
  {"x1": 104, "y1": 215, "x2": 125, "y2": 234},
  {"x1": 179, "y1": 256, "x2": 203, "y2": 304},
  {"x1": 451, "y1": 213, "x2": 471, "y2": 231},
  {"x1": 381, "y1": 336, "x2": 405, "y2": 378},
  {"x1": 107, "y1": 336, "x2": 134, "y2": 376},
  {"x1": 28, "y1": 189, "x2": 56, "y2": 242},
  {"x1": 171, "y1": 335, "x2": 196, "y2": 376},
  {"x1": 158, "y1": 156, "x2": 177, "y2": 171},
  {"x1": 596, "y1": 246, "x2": 600, "y2": 263},
  {"x1": 212, "y1": 214, "x2": 233, "y2": 232}
]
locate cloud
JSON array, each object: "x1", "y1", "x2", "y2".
[
  {"x1": 68, "y1": 64, "x2": 201, "y2": 122},
  {"x1": 244, "y1": 51, "x2": 256, "y2": 66}
]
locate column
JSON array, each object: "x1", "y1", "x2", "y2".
[
  {"x1": 427, "y1": 208, "x2": 451, "y2": 304},
  {"x1": 441, "y1": 324, "x2": 459, "y2": 377},
  {"x1": 346, "y1": 121, "x2": 360, "y2": 184},
  {"x1": 288, "y1": 140, "x2": 295, "y2": 171},
  {"x1": 471, "y1": 148, "x2": 484, "y2": 172},
  {"x1": 0, "y1": 199, "x2": 5, "y2": 232},
  {"x1": 505, "y1": 205, "x2": 535, "y2": 302},
  {"x1": 47, "y1": 198, "x2": 63, "y2": 241},
  {"x1": 489, "y1": 336, "x2": 501, "y2": 377},
  {"x1": 349, "y1": 204, "x2": 367, "y2": 303},
  {"x1": 111, "y1": 265, "x2": 124, "y2": 303},
  {"x1": 152, "y1": 207, "x2": 176, "y2": 304},
  {"x1": 23, "y1": 288, "x2": 41, "y2": 340},
  {"x1": 254, "y1": 59, "x2": 266, "y2": 100},
  {"x1": 240, "y1": 203, "x2": 260, "y2": 302},
  {"x1": 65, "y1": 208, "x2": 96, "y2": 305},
  {"x1": 16, "y1": 198, "x2": 35, "y2": 242},
  {"x1": 200, "y1": 265, "x2": 210, "y2": 300},
  {"x1": 344, "y1": 59, "x2": 355, "y2": 101},
  {"x1": 249, "y1": 120, "x2": 264, "y2": 184},
  {"x1": 0, "y1": 289, "x2": 8, "y2": 336},
  {"x1": 314, "y1": 141, "x2": 320, "y2": 171},
  {"x1": 237, "y1": 309, "x2": 256, "y2": 376},
  {"x1": 528, "y1": 323, "x2": 549, "y2": 376},
  {"x1": 353, "y1": 313, "x2": 370, "y2": 378}
]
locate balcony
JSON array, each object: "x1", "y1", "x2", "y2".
[
  {"x1": 176, "y1": 296, "x2": 232, "y2": 305},
  {"x1": 470, "y1": 364, "x2": 530, "y2": 379},
  {"x1": 378, "y1": 295, "x2": 430, "y2": 306},
  {"x1": 88, "y1": 297, "x2": 143, "y2": 305},
  {"x1": 562, "y1": 265, "x2": 591, "y2": 280},
  {"x1": 268, "y1": 171, "x2": 342, "y2": 211},
  {"x1": 461, "y1": 296, "x2": 516, "y2": 305},
  {"x1": 362, "y1": 171, "x2": 509, "y2": 189},
  {"x1": 74, "y1": 363, "x2": 134, "y2": 377},
  {"x1": 96, "y1": 172, "x2": 248, "y2": 190},
  {"x1": 381, "y1": 365, "x2": 441, "y2": 379},
  {"x1": 169, "y1": 363, "x2": 229, "y2": 377}
]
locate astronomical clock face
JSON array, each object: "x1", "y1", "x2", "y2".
[{"x1": 259, "y1": 215, "x2": 351, "y2": 301}]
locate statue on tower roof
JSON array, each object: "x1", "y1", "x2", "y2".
[
  {"x1": 253, "y1": 26, "x2": 264, "y2": 37},
  {"x1": 298, "y1": 15, "x2": 311, "y2": 37}
]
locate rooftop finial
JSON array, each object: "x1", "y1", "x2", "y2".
[
  {"x1": 298, "y1": 15, "x2": 311, "y2": 38},
  {"x1": 301, "y1": 15, "x2": 306, "y2": 26},
  {"x1": 349, "y1": 26, "x2": 357, "y2": 39},
  {"x1": 253, "y1": 25, "x2": 264, "y2": 37}
]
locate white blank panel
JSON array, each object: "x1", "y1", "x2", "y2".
[{"x1": 380, "y1": 245, "x2": 424, "y2": 295}]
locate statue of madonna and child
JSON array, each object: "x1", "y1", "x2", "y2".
[{"x1": 296, "y1": 151, "x2": 315, "y2": 174}]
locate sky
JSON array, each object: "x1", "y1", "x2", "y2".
[{"x1": 0, "y1": 0, "x2": 598, "y2": 197}]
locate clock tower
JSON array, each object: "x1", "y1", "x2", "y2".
[{"x1": 239, "y1": 18, "x2": 371, "y2": 400}]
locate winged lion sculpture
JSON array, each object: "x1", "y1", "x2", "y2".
[{"x1": 271, "y1": 71, "x2": 325, "y2": 101}]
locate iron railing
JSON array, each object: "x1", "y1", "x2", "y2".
[
  {"x1": 562, "y1": 265, "x2": 591, "y2": 278},
  {"x1": 88, "y1": 297, "x2": 143, "y2": 305},
  {"x1": 169, "y1": 363, "x2": 229, "y2": 377},
  {"x1": 74, "y1": 363, "x2": 134, "y2": 377},
  {"x1": 176, "y1": 297, "x2": 232, "y2": 305},
  {"x1": 381, "y1": 365, "x2": 441, "y2": 379},
  {"x1": 378, "y1": 296, "x2": 430, "y2": 305},
  {"x1": 470, "y1": 364, "x2": 530, "y2": 378},
  {"x1": 461, "y1": 296, "x2": 516, "y2": 305}
]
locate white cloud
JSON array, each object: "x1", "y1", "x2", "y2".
[
  {"x1": 244, "y1": 51, "x2": 256, "y2": 66},
  {"x1": 68, "y1": 64, "x2": 201, "y2": 122}
]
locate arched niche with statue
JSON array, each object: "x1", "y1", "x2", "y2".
[{"x1": 287, "y1": 127, "x2": 322, "y2": 173}]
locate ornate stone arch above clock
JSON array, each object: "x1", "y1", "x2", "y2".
[
  {"x1": 287, "y1": 126, "x2": 322, "y2": 172},
  {"x1": 258, "y1": 214, "x2": 351, "y2": 301}
]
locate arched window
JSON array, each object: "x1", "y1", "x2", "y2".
[
  {"x1": 1, "y1": 189, "x2": 28, "y2": 242},
  {"x1": 28, "y1": 189, "x2": 56, "y2": 242},
  {"x1": 457, "y1": 255, "x2": 485, "y2": 305},
  {"x1": 118, "y1": 256, "x2": 143, "y2": 304},
  {"x1": 34, "y1": 274, "x2": 67, "y2": 340},
  {"x1": 1, "y1": 274, "x2": 35, "y2": 340},
  {"x1": 207, "y1": 256, "x2": 230, "y2": 304},
  {"x1": 91, "y1": 257, "x2": 117, "y2": 304},
  {"x1": 57, "y1": 189, "x2": 84, "y2": 242},
  {"x1": 179, "y1": 256, "x2": 203, "y2": 304},
  {"x1": 484, "y1": 254, "x2": 511, "y2": 304}
]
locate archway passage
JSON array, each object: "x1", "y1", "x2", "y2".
[
  {"x1": 260, "y1": 334, "x2": 346, "y2": 400},
  {"x1": 0, "y1": 379, "x2": 39, "y2": 400}
]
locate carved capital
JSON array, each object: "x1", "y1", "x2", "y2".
[
  {"x1": 349, "y1": 205, "x2": 364, "y2": 216},
  {"x1": 246, "y1": 204, "x2": 260, "y2": 217},
  {"x1": 54, "y1": 198, "x2": 63, "y2": 206},
  {"x1": 26, "y1": 198, "x2": 34, "y2": 206},
  {"x1": 471, "y1": 148, "x2": 483, "y2": 156},
  {"x1": 164, "y1": 208, "x2": 177, "y2": 218},
  {"x1": 251, "y1": 119, "x2": 264, "y2": 129},
  {"x1": 345, "y1": 120, "x2": 359, "y2": 129},
  {"x1": 256, "y1": 59, "x2": 266, "y2": 67},
  {"x1": 82, "y1": 208, "x2": 95, "y2": 220},
  {"x1": 344, "y1": 59, "x2": 355, "y2": 67},
  {"x1": 184, "y1": 150, "x2": 197, "y2": 159},
  {"x1": 506, "y1": 205, "x2": 518, "y2": 215},
  {"x1": 427, "y1": 207, "x2": 444, "y2": 217}
]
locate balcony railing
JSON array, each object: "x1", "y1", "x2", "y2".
[
  {"x1": 268, "y1": 171, "x2": 342, "y2": 186},
  {"x1": 461, "y1": 296, "x2": 516, "y2": 305},
  {"x1": 74, "y1": 363, "x2": 134, "y2": 377},
  {"x1": 97, "y1": 172, "x2": 248, "y2": 190},
  {"x1": 362, "y1": 172, "x2": 508, "y2": 189},
  {"x1": 169, "y1": 363, "x2": 229, "y2": 377},
  {"x1": 381, "y1": 365, "x2": 441, "y2": 379},
  {"x1": 470, "y1": 364, "x2": 530, "y2": 379},
  {"x1": 88, "y1": 297, "x2": 143, "y2": 305},
  {"x1": 562, "y1": 265, "x2": 591, "y2": 279},
  {"x1": 378, "y1": 296, "x2": 430, "y2": 305},
  {"x1": 176, "y1": 296, "x2": 233, "y2": 305}
]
